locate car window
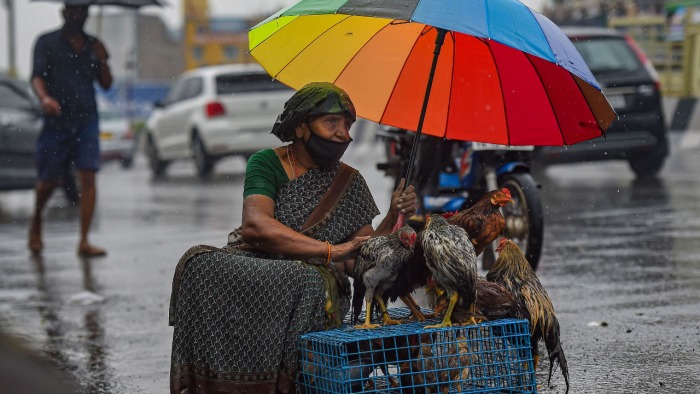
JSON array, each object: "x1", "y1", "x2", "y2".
[
  {"x1": 0, "y1": 82, "x2": 33, "y2": 110},
  {"x1": 164, "y1": 79, "x2": 186, "y2": 105},
  {"x1": 570, "y1": 37, "x2": 642, "y2": 74},
  {"x1": 216, "y1": 73, "x2": 290, "y2": 94},
  {"x1": 163, "y1": 76, "x2": 202, "y2": 104},
  {"x1": 180, "y1": 77, "x2": 204, "y2": 100}
]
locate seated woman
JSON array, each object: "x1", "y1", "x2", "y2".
[{"x1": 169, "y1": 82, "x2": 417, "y2": 394}]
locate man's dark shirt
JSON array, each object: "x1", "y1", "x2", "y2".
[{"x1": 31, "y1": 28, "x2": 103, "y2": 127}]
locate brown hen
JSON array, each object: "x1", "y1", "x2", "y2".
[
  {"x1": 446, "y1": 188, "x2": 513, "y2": 256},
  {"x1": 487, "y1": 239, "x2": 569, "y2": 393}
]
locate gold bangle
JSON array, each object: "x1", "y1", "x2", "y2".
[{"x1": 325, "y1": 241, "x2": 332, "y2": 268}]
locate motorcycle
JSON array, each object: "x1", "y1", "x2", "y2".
[{"x1": 376, "y1": 127, "x2": 544, "y2": 270}]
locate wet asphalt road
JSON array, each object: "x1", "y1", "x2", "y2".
[{"x1": 0, "y1": 129, "x2": 699, "y2": 393}]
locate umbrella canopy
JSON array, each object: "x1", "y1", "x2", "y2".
[
  {"x1": 32, "y1": 0, "x2": 164, "y2": 8},
  {"x1": 249, "y1": 0, "x2": 616, "y2": 147}
]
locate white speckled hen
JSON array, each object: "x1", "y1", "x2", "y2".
[{"x1": 421, "y1": 214, "x2": 478, "y2": 328}]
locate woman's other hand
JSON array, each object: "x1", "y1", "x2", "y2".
[
  {"x1": 390, "y1": 178, "x2": 418, "y2": 218},
  {"x1": 331, "y1": 235, "x2": 370, "y2": 262}
]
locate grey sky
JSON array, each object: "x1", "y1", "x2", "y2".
[{"x1": 1, "y1": 0, "x2": 544, "y2": 79}]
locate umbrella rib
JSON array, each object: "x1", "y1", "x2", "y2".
[
  {"x1": 524, "y1": 53, "x2": 566, "y2": 146},
  {"x1": 444, "y1": 31, "x2": 456, "y2": 140},
  {"x1": 485, "y1": 41, "x2": 511, "y2": 146}
]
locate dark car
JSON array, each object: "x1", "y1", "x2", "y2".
[
  {"x1": 531, "y1": 27, "x2": 669, "y2": 177},
  {"x1": 0, "y1": 75, "x2": 42, "y2": 191}
]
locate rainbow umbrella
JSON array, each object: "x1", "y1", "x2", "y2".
[{"x1": 249, "y1": 0, "x2": 616, "y2": 181}]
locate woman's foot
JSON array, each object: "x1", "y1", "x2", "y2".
[{"x1": 78, "y1": 243, "x2": 107, "y2": 257}]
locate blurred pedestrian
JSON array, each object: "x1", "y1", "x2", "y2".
[{"x1": 28, "y1": 4, "x2": 112, "y2": 257}]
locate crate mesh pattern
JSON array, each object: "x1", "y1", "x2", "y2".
[{"x1": 297, "y1": 308, "x2": 536, "y2": 393}]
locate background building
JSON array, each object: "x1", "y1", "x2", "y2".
[
  {"x1": 85, "y1": 11, "x2": 184, "y2": 119},
  {"x1": 544, "y1": 0, "x2": 700, "y2": 97},
  {"x1": 182, "y1": 0, "x2": 256, "y2": 70}
]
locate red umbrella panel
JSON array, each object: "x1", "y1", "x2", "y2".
[{"x1": 336, "y1": 27, "x2": 615, "y2": 146}]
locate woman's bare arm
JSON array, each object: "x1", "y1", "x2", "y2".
[{"x1": 241, "y1": 195, "x2": 369, "y2": 263}]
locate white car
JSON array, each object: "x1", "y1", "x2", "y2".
[
  {"x1": 144, "y1": 63, "x2": 295, "y2": 178},
  {"x1": 99, "y1": 106, "x2": 137, "y2": 168}
]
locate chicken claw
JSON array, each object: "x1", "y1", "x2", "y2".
[{"x1": 354, "y1": 300, "x2": 381, "y2": 329}]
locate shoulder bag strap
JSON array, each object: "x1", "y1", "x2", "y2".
[
  {"x1": 300, "y1": 162, "x2": 358, "y2": 236},
  {"x1": 227, "y1": 163, "x2": 358, "y2": 247}
]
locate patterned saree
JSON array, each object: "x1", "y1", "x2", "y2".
[{"x1": 169, "y1": 164, "x2": 379, "y2": 394}]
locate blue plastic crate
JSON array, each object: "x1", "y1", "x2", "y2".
[{"x1": 297, "y1": 308, "x2": 536, "y2": 393}]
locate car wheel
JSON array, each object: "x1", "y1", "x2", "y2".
[
  {"x1": 499, "y1": 172, "x2": 544, "y2": 271},
  {"x1": 146, "y1": 134, "x2": 169, "y2": 178},
  {"x1": 192, "y1": 134, "x2": 215, "y2": 178},
  {"x1": 629, "y1": 149, "x2": 666, "y2": 178}
]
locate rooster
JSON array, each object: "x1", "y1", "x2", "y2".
[
  {"x1": 487, "y1": 239, "x2": 570, "y2": 393},
  {"x1": 421, "y1": 214, "x2": 478, "y2": 328},
  {"x1": 352, "y1": 225, "x2": 417, "y2": 329},
  {"x1": 446, "y1": 188, "x2": 513, "y2": 256}
]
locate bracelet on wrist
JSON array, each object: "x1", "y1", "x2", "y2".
[{"x1": 325, "y1": 241, "x2": 332, "y2": 268}]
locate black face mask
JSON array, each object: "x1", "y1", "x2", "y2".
[{"x1": 305, "y1": 130, "x2": 352, "y2": 168}]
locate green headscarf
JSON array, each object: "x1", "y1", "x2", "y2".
[{"x1": 271, "y1": 82, "x2": 356, "y2": 142}]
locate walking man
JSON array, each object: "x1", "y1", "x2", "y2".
[{"x1": 29, "y1": 4, "x2": 113, "y2": 257}]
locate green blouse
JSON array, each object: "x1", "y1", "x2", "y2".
[{"x1": 243, "y1": 148, "x2": 289, "y2": 199}]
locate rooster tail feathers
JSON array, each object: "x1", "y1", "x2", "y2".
[
  {"x1": 352, "y1": 279, "x2": 367, "y2": 324},
  {"x1": 546, "y1": 339, "x2": 569, "y2": 394}
]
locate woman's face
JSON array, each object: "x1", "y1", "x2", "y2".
[{"x1": 306, "y1": 114, "x2": 353, "y2": 142}]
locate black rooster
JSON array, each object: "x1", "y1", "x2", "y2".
[
  {"x1": 352, "y1": 226, "x2": 417, "y2": 329},
  {"x1": 487, "y1": 239, "x2": 570, "y2": 393},
  {"x1": 421, "y1": 214, "x2": 478, "y2": 328}
]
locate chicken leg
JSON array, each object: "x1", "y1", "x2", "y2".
[
  {"x1": 354, "y1": 299, "x2": 381, "y2": 329},
  {"x1": 462, "y1": 302, "x2": 478, "y2": 326},
  {"x1": 425, "y1": 292, "x2": 459, "y2": 329},
  {"x1": 399, "y1": 294, "x2": 435, "y2": 322},
  {"x1": 375, "y1": 295, "x2": 402, "y2": 326},
  {"x1": 354, "y1": 294, "x2": 402, "y2": 329}
]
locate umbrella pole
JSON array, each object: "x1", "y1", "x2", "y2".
[{"x1": 404, "y1": 28, "x2": 447, "y2": 185}]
